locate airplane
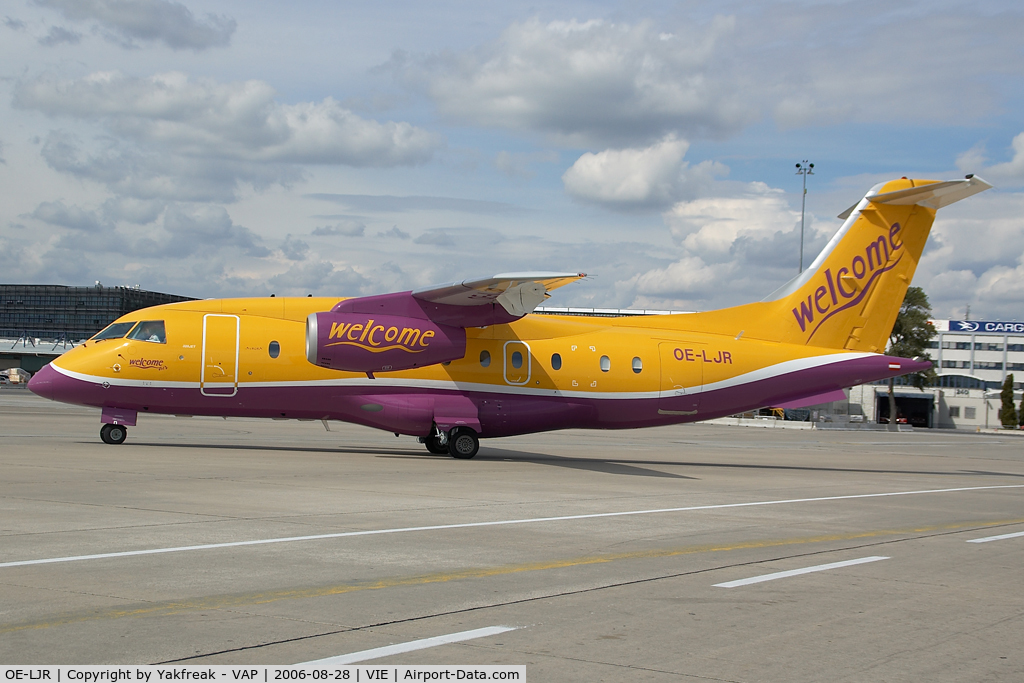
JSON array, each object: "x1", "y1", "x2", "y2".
[{"x1": 28, "y1": 175, "x2": 991, "y2": 458}]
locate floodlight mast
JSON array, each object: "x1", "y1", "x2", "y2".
[{"x1": 796, "y1": 161, "x2": 814, "y2": 273}]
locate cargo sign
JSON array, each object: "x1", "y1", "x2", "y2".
[{"x1": 949, "y1": 320, "x2": 1024, "y2": 334}]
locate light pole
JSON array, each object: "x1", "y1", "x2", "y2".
[{"x1": 796, "y1": 161, "x2": 814, "y2": 272}]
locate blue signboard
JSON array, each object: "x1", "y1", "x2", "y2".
[{"x1": 949, "y1": 320, "x2": 1024, "y2": 334}]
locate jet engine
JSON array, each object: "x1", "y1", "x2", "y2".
[{"x1": 306, "y1": 312, "x2": 466, "y2": 373}]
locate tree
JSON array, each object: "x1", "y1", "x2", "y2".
[
  {"x1": 999, "y1": 374, "x2": 1017, "y2": 428},
  {"x1": 885, "y1": 287, "x2": 937, "y2": 431},
  {"x1": 1019, "y1": 384, "x2": 1024, "y2": 428}
]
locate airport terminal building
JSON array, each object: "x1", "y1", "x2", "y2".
[
  {"x1": 846, "y1": 319, "x2": 1024, "y2": 429},
  {"x1": 1, "y1": 284, "x2": 193, "y2": 373}
]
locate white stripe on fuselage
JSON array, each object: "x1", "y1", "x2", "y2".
[{"x1": 50, "y1": 351, "x2": 877, "y2": 401}]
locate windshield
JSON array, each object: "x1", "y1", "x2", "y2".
[
  {"x1": 91, "y1": 322, "x2": 138, "y2": 341},
  {"x1": 127, "y1": 320, "x2": 167, "y2": 344}
]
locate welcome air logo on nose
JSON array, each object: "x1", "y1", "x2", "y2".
[
  {"x1": 792, "y1": 222, "x2": 904, "y2": 341},
  {"x1": 127, "y1": 358, "x2": 167, "y2": 370},
  {"x1": 325, "y1": 318, "x2": 435, "y2": 353}
]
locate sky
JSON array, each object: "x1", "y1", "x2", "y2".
[{"x1": 2, "y1": 0, "x2": 1023, "y2": 320}]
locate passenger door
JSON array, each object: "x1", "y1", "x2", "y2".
[{"x1": 201, "y1": 314, "x2": 240, "y2": 396}]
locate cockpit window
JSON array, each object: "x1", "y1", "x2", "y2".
[
  {"x1": 127, "y1": 320, "x2": 167, "y2": 344},
  {"x1": 91, "y1": 322, "x2": 138, "y2": 341}
]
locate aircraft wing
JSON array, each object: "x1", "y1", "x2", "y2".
[
  {"x1": 413, "y1": 272, "x2": 586, "y2": 316},
  {"x1": 330, "y1": 271, "x2": 586, "y2": 327}
]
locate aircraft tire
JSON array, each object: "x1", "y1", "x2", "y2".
[
  {"x1": 448, "y1": 428, "x2": 479, "y2": 459},
  {"x1": 100, "y1": 424, "x2": 127, "y2": 445},
  {"x1": 424, "y1": 435, "x2": 449, "y2": 455}
]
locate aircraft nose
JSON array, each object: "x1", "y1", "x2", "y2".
[{"x1": 27, "y1": 363, "x2": 57, "y2": 400}]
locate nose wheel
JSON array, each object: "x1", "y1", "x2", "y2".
[{"x1": 100, "y1": 424, "x2": 128, "y2": 445}]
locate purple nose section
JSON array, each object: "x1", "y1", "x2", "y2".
[{"x1": 27, "y1": 363, "x2": 58, "y2": 400}]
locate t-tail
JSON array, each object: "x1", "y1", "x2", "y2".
[{"x1": 749, "y1": 176, "x2": 991, "y2": 352}]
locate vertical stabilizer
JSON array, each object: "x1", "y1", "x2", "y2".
[{"x1": 765, "y1": 176, "x2": 991, "y2": 351}]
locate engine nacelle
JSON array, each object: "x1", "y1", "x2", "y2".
[{"x1": 306, "y1": 312, "x2": 466, "y2": 373}]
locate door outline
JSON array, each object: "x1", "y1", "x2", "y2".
[
  {"x1": 658, "y1": 342, "x2": 703, "y2": 415},
  {"x1": 503, "y1": 340, "x2": 531, "y2": 386},
  {"x1": 201, "y1": 314, "x2": 240, "y2": 397}
]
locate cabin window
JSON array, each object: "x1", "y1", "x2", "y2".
[
  {"x1": 480, "y1": 350, "x2": 491, "y2": 367},
  {"x1": 127, "y1": 320, "x2": 166, "y2": 344},
  {"x1": 600, "y1": 355, "x2": 610, "y2": 372},
  {"x1": 511, "y1": 351, "x2": 523, "y2": 369},
  {"x1": 551, "y1": 353, "x2": 562, "y2": 370},
  {"x1": 632, "y1": 357, "x2": 643, "y2": 374},
  {"x1": 269, "y1": 341, "x2": 281, "y2": 358},
  {"x1": 91, "y1": 321, "x2": 137, "y2": 341}
]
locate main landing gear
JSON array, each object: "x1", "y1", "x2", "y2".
[
  {"x1": 420, "y1": 425, "x2": 480, "y2": 459},
  {"x1": 100, "y1": 423, "x2": 128, "y2": 445}
]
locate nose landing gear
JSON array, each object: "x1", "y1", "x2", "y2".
[{"x1": 100, "y1": 423, "x2": 128, "y2": 445}]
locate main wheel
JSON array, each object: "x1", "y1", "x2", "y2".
[
  {"x1": 424, "y1": 434, "x2": 448, "y2": 455},
  {"x1": 100, "y1": 423, "x2": 127, "y2": 445},
  {"x1": 448, "y1": 428, "x2": 479, "y2": 459}
]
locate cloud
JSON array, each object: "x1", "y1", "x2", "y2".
[
  {"x1": 308, "y1": 193, "x2": 522, "y2": 215},
  {"x1": 32, "y1": 200, "x2": 110, "y2": 232},
  {"x1": 388, "y1": 8, "x2": 1024, "y2": 148},
  {"x1": 38, "y1": 25, "x2": 80, "y2": 46},
  {"x1": 663, "y1": 183, "x2": 800, "y2": 260},
  {"x1": 617, "y1": 182, "x2": 832, "y2": 311},
  {"x1": 312, "y1": 220, "x2": 365, "y2": 237},
  {"x1": 970, "y1": 132, "x2": 1024, "y2": 186},
  {"x1": 562, "y1": 136, "x2": 726, "y2": 210},
  {"x1": 392, "y1": 17, "x2": 746, "y2": 147},
  {"x1": 414, "y1": 226, "x2": 503, "y2": 250},
  {"x1": 378, "y1": 225, "x2": 410, "y2": 240},
  {"x1": 39, "y1": 130, "x2": 297, "y2": 203},
  {"x1": 494, "y1": 149, "x2": 558, "y2": 181},
  {"x1": 161, "y1": 205, "x2": 269, "y2": 257},
  {"x1": 267, "y1": 260, "x2": 368, "y2": 297},
  {"x1": 100, "y1": 197, "x2": 164, "y2": 224},
  {"x1": 913, "y1": 190, "x2": 1024, "y2": 318},
  {"x1": 280, "y1": 234, "x2": 309, "y2": 261},
  {"x1": 760, "y1": 5, "x2": 1024, "y2": 129},
  {"x1": 975, "y1": 259, "x2": 1024, "y2": 307},
  {"x1": 15, "y1": 71, "x2": 441, "y2": 167},
  {"x1": 36, "y1": 0, "x2": 236, "y2": 50},
  {"x1": 4, "y1": 17, "x2": 27, "y2": 31},
  {"x1": 413, "y1": 230, "x2": 455, "y2": 247}
]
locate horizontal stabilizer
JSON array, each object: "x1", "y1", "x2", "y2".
[{"x1": 838, "y1": 176, "x2": 991, "y2": 219}]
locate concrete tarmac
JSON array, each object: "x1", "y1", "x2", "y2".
[{"x1": 1, "y1": 388, "x2": 1023, "y2": 681}]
